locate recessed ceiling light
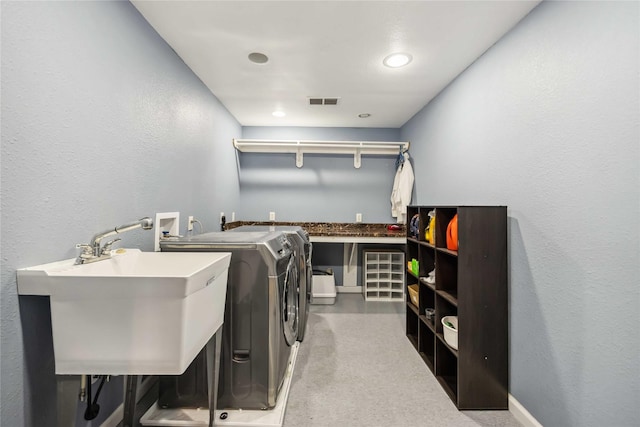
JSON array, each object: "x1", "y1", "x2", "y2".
[
  {"x1": 383, "y1": 52, "x2": 413, "y2": 68},
  {"x1": 248, "y1": 52, "x2": 269, "y2": 64},
  {"x1": 272, "y1": 111, "x2": 286, "y2": 117},
  {"x1": 358, "y1": 113, "x2": 371, "y2": 118}
]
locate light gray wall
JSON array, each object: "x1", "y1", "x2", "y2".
[
  {"x1": 238, "y1": 127, "x2": 403, "y2": 223},
  {"x1": 401, "y1": 1, "x2": 639, "y2": 426},
  {"x1": 1, "y1": 2, "x2": 240, "y2": 425}
]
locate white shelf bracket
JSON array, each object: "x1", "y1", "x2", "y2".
[
  {"x1": 354, "y1": 148, "x2": 362, "y2": 169},
  {"x1": 296, "y1": 146, "x2": 304, "y2": 168}
]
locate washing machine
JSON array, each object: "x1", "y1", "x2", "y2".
[
  {"x1": 159, "y1": 231, "x2": 299, "y2": 410},
  {"x1": 228, "y1": 225, "x2": 311, "y2": 341}
]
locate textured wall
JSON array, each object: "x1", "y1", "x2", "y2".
[
  {"x1": 401, "y1": 1, "x2": 639, "y2": 426},
  {"x1": 239, "y1": 127, "x2": 403, "y2": 223},
  {"x1": 1, "y1": 2, "x2": 240, "y2": 425}
]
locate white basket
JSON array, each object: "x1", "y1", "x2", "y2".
[{"x1": 441, "y1": 316, "x2": 458, "y2": 350}]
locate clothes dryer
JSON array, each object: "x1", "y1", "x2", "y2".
[
  {"x1": 228, "y1": 225, "x2": 311, "y2": 341},
  {"x1": 159, "y1": 231, "x2": 298, "y2": 410}
]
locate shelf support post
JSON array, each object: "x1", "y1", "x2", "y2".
[
  {"x1": 354, "y1": 148, "x2": 362, "y2": 169},
  {"x1": 296, "y1": 146, "x2": 304, "y2": 168}
]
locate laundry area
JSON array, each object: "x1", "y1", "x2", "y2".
[
  {"x1": 134, "y1": 219, "x2": 519, "y2": 427},
  {"x1": 135, "y1": 221, "x2": 410, "y2": 426},
  {"x1": 2, "y1": 2, "x2": 639, "y2": 427}
]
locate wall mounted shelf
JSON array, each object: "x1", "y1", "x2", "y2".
[{"x1": 232, "y1": 138, "x2": 410, "y2": 168}]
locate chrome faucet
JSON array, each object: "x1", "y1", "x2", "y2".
[{"x1": 75, "y1": 217, "x2": 154, "y2": 264}]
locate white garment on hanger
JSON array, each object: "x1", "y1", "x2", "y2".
[{"x1": 390, "y1": 152, "x2": 414, "y2": 224}]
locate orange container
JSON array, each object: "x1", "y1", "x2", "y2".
[{"x1": 446, "y1": 214, "x2": 458, "y2": 251}]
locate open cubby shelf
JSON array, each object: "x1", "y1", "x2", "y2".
[
  {"x1": 405, "y1": 205, "x2": 508, "y2": 410},
  {"x1": 363, "y1": 250, "x2": 405, "y2": 301}
]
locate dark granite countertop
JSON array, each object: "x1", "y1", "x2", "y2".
[{"x1": 224, "y1": 221, "x2": 406, "y2": 238}]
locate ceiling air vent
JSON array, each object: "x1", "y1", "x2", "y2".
[{"x1": 309, "y1": 97, "x2": 340, "y2": 106}]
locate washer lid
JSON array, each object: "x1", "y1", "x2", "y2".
[{"x1": 160, "y1": 231, "x2": 277, "y2": 250}]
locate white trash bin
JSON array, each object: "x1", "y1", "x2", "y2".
[{"x1": 311, "y1": 273, "x2": 336, "y2": 305}]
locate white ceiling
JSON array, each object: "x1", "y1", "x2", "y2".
[{"x1": 132, "y1": 0, "x2": 540, "y2": 128}]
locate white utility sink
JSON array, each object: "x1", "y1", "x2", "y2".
[{"x1": 17, "y1": 249, "x2": 231, "y2": 375}]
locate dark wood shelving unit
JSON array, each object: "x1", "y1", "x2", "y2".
[
  {"x1": 419, "y1": 315, "x2": 435, "y2": 331},
  {"x1": 406, "y1": 301, "x2": 419, "y2": 315},
  {"x1": 436, "y1": 247, "x2": 458, "y2": 257},
  {"x1": 436, "y1": 290, "x2": 458, "y2": 307},
  {"x1": 405, "y1": 205, "x2": 508, "y2": 410}
]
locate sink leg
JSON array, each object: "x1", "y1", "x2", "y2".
[
  {"x1": 122, "y1": 374, "x2": 158, "y2": 427},
  {"x1": 206, "y1": 326, "x2": 223, "y2": 427},
  {"x1": 122, "y1": 375, "x2": 139, "y2": 427},
  {"x1": 56, "y1": 375, "x2": 80, "y2": 427},
  {"x1": 119, "y1": 330, "x2": 221, "y2": 427}
]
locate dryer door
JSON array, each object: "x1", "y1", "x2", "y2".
[{"x1": 281, "y1": 255, "x2": 299, "y2": 346}]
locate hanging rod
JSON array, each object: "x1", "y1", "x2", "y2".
[{"x1": 232, "y1": 139, "x2": 410, "y2": 168}]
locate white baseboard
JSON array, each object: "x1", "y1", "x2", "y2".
[
  {"x1": 100, "y1": 403, "x2": 123, "y2": 427},
  {"x1": 509, "y1": 394, "x2": 543, "y2": 427},
  {"x1": 335, "y1": 285, "x2": 362, "y2": 293}
]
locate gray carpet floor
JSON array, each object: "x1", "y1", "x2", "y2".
[{"x1": 284, "y1": 294, "x2": 522, "y2": 427}]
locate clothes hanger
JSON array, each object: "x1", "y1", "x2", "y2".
[{"x1": 396, "y1": 147, "x2": 406, "y2": 169}]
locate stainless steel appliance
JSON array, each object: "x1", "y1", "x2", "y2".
[
  {"x1": 159, "y1": 231, "x2": 298, "y2": 409},
  {"x1": 228, "y1": 225, "x2": 311, "y2": 341}
]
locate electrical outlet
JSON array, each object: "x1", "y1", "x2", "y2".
[
  {"x1": 356, "y1": 213, "x2": 362, "y2": 223},
  {"x1": 269, "y1": 211, "x2": 276, "y2": 221},
  {"x1": 188, "y1": 216, "x2": 194, "y2": 231},
  {"x1": 220, "y1": 212, "x2": 225, "y2": 224}
]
